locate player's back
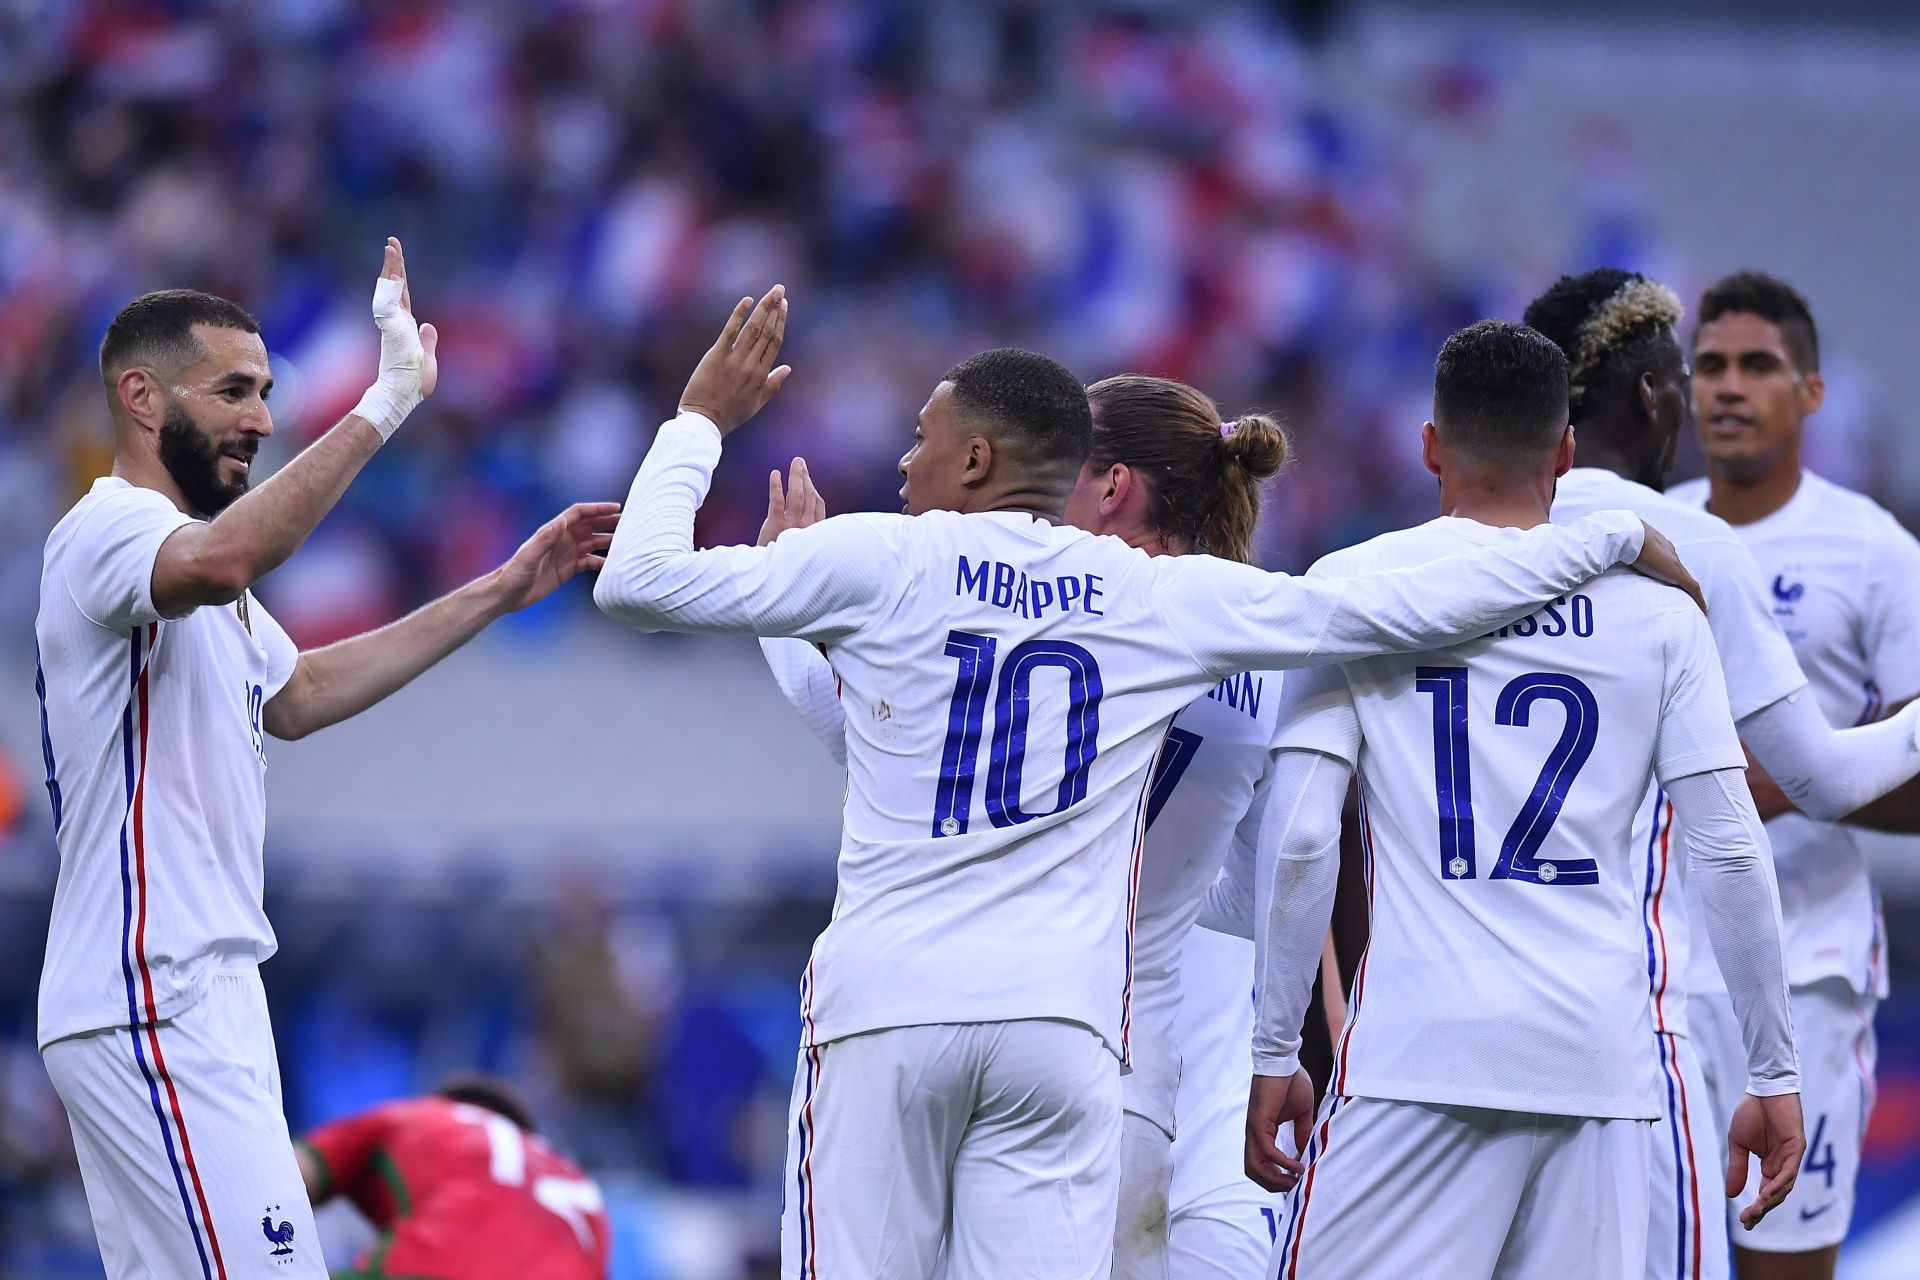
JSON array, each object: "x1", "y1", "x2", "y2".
[
  {"x1": 309, "y1": 1098, "x2": 607, "y2": 1280},
  {"x1": 805, "y1": 508, "x2": 1235, "y2": 1060},
  {"x1": 1316, "y1": 518, "x2": 1726, "y2": 1120}
]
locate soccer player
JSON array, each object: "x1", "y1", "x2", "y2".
[
  {"x1": 594, "y1": 288, "x2": 1692, "y2": 1278},
  {"x1": 758, "y1": 375, "x2": 1299, "y2": 1279},
  {"x1": 296, "y1": 1078, "x2": 609, "y2": 1280},
  {"x1": 1667, "y1": 271, "x2": 1920, "y2": 1280},
  {"x1": 1239, "y1": 320, "x2": 1803, "y2": 1279},
  {"x1": 1522, "y1": 268, "x2": 1920, "y2": 1280},
  {"x1": 33, "y1": 243, "x2": 618, "y2": 1280}
]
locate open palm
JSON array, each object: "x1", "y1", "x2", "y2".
[{"x1": 496, "y1": 502, "x2": 621, "y2": 610}]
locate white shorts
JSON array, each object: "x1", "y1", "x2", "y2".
[
  {"x1": 40, "y1": 964, "x2": 322, "y2": 1280},
  {"x1": 1693, "y1": 980, "x2": 1877, "y2": 1253},
  {"x1": 779, "y1": 1018, "x2": 1121, "y2": 1280},
  {"x1": 1646, "y1": 1031, "x2": 1729, "y2": 1280},
  {"x1": 1270, "y1": 1095, "x2": 1651, "y2": 1280},
  {"x1": 1114, "y1": 1110, "x2": 1176, "y2": 1280}
]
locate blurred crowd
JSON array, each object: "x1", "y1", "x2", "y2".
[{"x1": 0, "y1": 0, "x2": 1760, "y2": 654}]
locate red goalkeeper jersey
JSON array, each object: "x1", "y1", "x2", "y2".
[{"x1": 301, "y1": 1097, "x2": 609, "y2": 1280}]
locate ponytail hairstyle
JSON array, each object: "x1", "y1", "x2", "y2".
[{"x1": 1084, "y1": 375, "x2": 1289, "y2": 563}]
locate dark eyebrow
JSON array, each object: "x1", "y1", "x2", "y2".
[{"x1": 213, "y1": 371, "x2": 273, "y2": 394}]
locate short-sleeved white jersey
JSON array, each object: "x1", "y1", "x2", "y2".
[
  {"x1": 1280, "y1": 517, "x2": 1746, "y2": 1119},
  {"x1": 35, "y1": 478, "x2": 298, "y2": 1049},
  {"x1": 601, "y1": 416, "x2": 1648, "y2": 1061},
  {"x1": 1671, "y1": 470, "x2": 1920, "y2": 996},
  {"x1": 1553, "y1": 468, "x2": 1809, "y2": 1031}
]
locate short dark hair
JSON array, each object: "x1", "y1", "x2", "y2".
[
  {"x1": 99, "y1": 289, "x2": 260, "y2": 386},
  {"x1": 1697, "y1": 270, "x2": 1819, "y2": 373},
  {"x1": 1432, "y1": 320, "x2": 1570, "y2": 462},
  {"x1": 942, "y1": 348, "x2": 1093, "y2": 471},
  {"x1": 1523, "y1": 269, "x2": 1682, "y2": 418},
  {"x1": 436, "y1": 1074, "x2": 538, "y2": 1134}
]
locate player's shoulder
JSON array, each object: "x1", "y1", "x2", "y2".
[
  {"x1": 46, "y1": 478, "x2": 178, "y2": 555},
  {"x1": 1801, "y1": 471, "x2": 1915, "y2": 548},
  {"x1": 1561, "y1": 470, "x2": 1739, "y2": 554}
]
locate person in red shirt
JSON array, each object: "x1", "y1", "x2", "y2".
[{"x1": 296, "y1": 1078, "x2": 610, "y2": 1280}]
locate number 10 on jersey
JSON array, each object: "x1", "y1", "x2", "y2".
[{"x1": 933, "y1": 630, "x2": 1103, "y2": 837}]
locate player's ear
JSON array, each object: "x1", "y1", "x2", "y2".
[
  {"x1": 1101, "y1": 463, "x2": 1129, "y2": 515},
  {"x1": 1553, "y1": 423, "x2": 1576, "y2": 477},
  {"x1": 962, "y1": 434, "x2": 993, "y2": 488},
  {"x1": 1419, "y1": 421, "x2": 1442, "y2": 478},
  {"x1": 1797, "y1": 368, "x2": 1825, "y2": 417},
  {"x1": 1636, "y1": 371, "x2": 1659, "y2": 423},
  {"x1": 115, "y1": 367, "x2": 165, "y2": 434}
]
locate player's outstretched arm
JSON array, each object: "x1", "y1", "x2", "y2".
[
  {"x1": 1245, "y1": 744, "x2": 1350, "y2": 1194},
  {"x1": 150, "y1": 239, "x2": 437, "y2": 614},
  {"x1": 1171, "y1": 511, "x2": 1680, "y2": 678},
  {"x1": 595, "y1": 290, "x2": 902, "y2": 640},
  {"x1": 1735, "y1": 688, "x2": 1920, "y2": 824},
  {"x1": 264, "y1": 502, "x2": 618, "y2": 739}
]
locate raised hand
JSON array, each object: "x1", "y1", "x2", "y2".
[
  {"x1": 1244, "y1": 1070, "x2": 1315, "y2": 1194},
  {"x1": 493, "y1": 502, "x2": 622, "y2": 611},
  {"x1": 757, "y1": 457, "x2": 828, "y2": 546},
  {"x1": 680, "y1": 285, "x2": 791, "y2": 437},
  {"x1": 1726, "y1": 1091, "x2": 1805, "y2": 1229},
  {"x1": 1629, "y1": 521, "x2": 1708, "y2": 614},
  {"x1": 353, "y1": 237, "x2": 439, "y2": 439}
]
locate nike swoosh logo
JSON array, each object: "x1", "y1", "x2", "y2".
[{"x1": 1799, "y1": 1202, "x2": 1836, "y2": 1222}]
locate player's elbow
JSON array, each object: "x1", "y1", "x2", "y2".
[
  {"x1": 591, "y1": 559, "x2": 668, "y2": 629},
  {"x1": 1786, "y1": 779, "x2": 1854, "y2": 824}
]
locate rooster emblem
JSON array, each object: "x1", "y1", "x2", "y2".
[
  {"x1": 1772, "y1": 575, "x2": 1805, "y2": 605},
  {"x1": 262, "y1": 1208, "x2": 296, "y2": 1257}
]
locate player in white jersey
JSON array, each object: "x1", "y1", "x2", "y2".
[
  {"x1": 593, "y1": 289, "x2": 1691, "y2": 1279},
  {"x1": 1233, "y1": 321, "x2": 1803, "y2": 1280},
  {"x1": 1521, "y1": 268, "x2": 1920, "y2": 1280},
  {"x1": 33, "y1": 245, "x2": 618, "y2": 1280},
  {"x1": 1668, "y1": 271, "x2": 1920, "y2": 1279},
  {"x1": 756, "y1": 374, "x2": 1300, "y2": 1278}
]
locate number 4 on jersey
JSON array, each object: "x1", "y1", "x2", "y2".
[{"x1": 1414, "y1": 666, "x2": 1600, "y2": 886}]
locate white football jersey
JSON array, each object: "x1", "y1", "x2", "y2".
[
  {"x1": 35, "y1": 478, "x2": 298, "y2": 1048},
  {"x1": 601, "y1": 415, "x2": 1648, "y2": 1061},
  {"x1": 1671, "y1": 470, "x2": 1920, "y2": 996},
  {"x1": 762, "y1": 634, "x2": 1283, "y2": 1136},
  {"x1": 1279, "y1": 517, "x2": 1746, "y2": 1119},
  {"x1": 1552, "y1": 467, "x2": 1809, "y2": 1029}
]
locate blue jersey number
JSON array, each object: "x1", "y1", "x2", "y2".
[
  {"x1": 1804, "y1": 1113, "x2": 1837, "y2": 1189},
  {"x1": 932, "y1": 630, "x2": 1103, "y2": 837},
  {"x1": 1143, "y1": 727, "x2": 1204, "y2": 832},
  {"x1": 1414, "y1": 667, "x2": 1600, "y2": 885}
]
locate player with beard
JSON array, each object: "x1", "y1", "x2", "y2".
[
  {"x1": 1521, "y1": 268, "x2": 1920, "y2": 1280},
  {"x1": 1669, "y1": 271, "x2": 1920, "y2": 1280},
  {"x1": 33, "y1": 241, "x2": 618, "y2": 1280}
]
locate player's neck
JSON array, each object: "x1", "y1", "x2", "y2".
[
  {"x1": 1568, "y1": 432, "x2": 1644, "y2": 488},
  {"x1": 1437, "y1": 475, "x2": 1553, "y2": 531},
  {"x1": 967, "y1": 483, "x2": 1069, "y2": 524},
  {"x1": 1704, "y1": 457, "x2": 1802, "y2": 526},
  {"x1": 112, "y1": 450, "x2": 194, "y2": 517}
]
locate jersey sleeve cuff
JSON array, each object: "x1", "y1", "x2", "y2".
[
  {"x1": 1746, "y1": 1075, "x2": 1801, "y2": 1098},
  {"x1": 1254, "y1": 1051, "x2": 1301, "y2": 1078}
]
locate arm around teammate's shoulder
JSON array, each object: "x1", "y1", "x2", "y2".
[{"x1": 1162, "y1": 510, "x2": 1656, "y2": 679}]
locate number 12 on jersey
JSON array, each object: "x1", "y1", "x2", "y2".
[
  {"x1": 1414, "y1": 666, "x2": 1599, "y2": 886},
  {"x1": 932, "y1": 630, "x2": 1103, "y2": 837}
]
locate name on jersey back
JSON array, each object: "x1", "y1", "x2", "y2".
[{"x1": 956, "y1": 555, "x2": 1106, "y2": 621}]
